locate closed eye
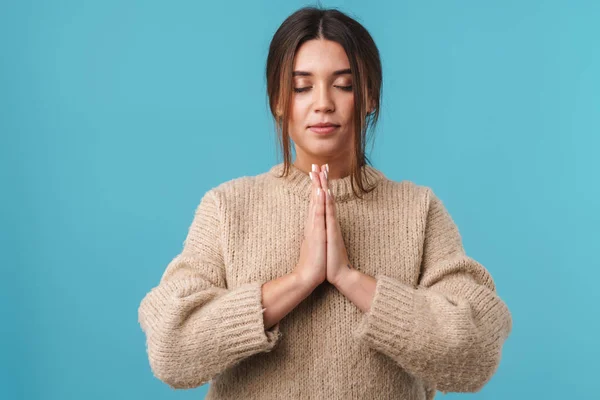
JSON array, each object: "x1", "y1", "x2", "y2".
[{"x1": 293, "y1": 85, "x2": 353, "y2": 93}]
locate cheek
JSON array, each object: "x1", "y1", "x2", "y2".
[
  {"x1": 340, "y1": 95, "x2": 355, "y2": 115},
  {"x1": 290, "y1": 98, "x2": 310, "y2": 124},
  {"x1": 288, "y1": 100, "x2": 308, "y2": 138}
]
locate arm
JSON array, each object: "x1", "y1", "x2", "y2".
[
  {"x1": 344, "y1": 188, "x2": 513, "y2": 394},
  {"x1": 262, "y1": 272, "x2": 316, "y2": 330},
  {"x1": 138, "y1": 190, "x2": 292, "y2": 389},
  {"x1": 331, "y1": 267, "x2": 376, "y2": 313}
]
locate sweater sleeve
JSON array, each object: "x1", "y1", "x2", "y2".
[
  {"x1": 352, "y1": 187, "x2": 512, "y2": 394},
  {"x1": 137, "y1": 189, "x2": 282, "y2": 389}
]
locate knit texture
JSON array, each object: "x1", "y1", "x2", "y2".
[{"x1": 138, "y1": 162, "x2": 512, "y2": 399}]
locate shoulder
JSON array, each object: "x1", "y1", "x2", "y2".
[
  {"x1": 378, "y1": 176, "x2": 435, "y2": 207},
  {"x1": 377, "y1": 175, "x2": 456, "y2": 223},
  {"x1": 378, "y1": 178, "x2": 453, "y2": 230},
  {"x1": 200, "y1": 169, "x2": 270, "y2": 213}
]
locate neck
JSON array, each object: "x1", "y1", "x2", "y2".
[
  {"x1": 268, "y1": 160, "x2": 386, "y2": 203},
  {"x1": 292, "y1": 153, "x2": 355, "y2": 180}
]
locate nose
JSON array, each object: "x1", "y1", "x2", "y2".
[{"x1": 314, "y1": 83, "x2": 334, "y2": 113}]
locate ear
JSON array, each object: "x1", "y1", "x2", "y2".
[
  {"x1": 366, "y1": 96, "x2": 376, "y2": 115},
  {"x1": 275, "y1": 98, "x2": 283, "y2": 117}
]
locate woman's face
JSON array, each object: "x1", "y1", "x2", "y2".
[{"x1": 287, "y1": 39, "x2": 355, "y2": 163}]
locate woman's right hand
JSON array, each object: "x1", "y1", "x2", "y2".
[{"x1": 293, "y1": 164, "x2": 327, "y2": 289}]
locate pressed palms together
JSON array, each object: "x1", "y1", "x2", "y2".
[{"x1": 294, "y1": 163, "x2": 353, "y2": 289}]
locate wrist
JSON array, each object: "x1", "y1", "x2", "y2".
[
  {"x1": 291, "y1": 270, "x2": 320, "y2": 293},
  {"x1": 332, "y1": 266, "x2": 358, "y2": 291}
]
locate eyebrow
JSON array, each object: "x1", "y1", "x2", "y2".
[{"x1": 292, "y1": 68, "x2": 352, "y2": 77}]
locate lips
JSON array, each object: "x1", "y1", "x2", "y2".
[
  {"x1": 309, "y1": 124, "x2": 339, "y2": 134},
  {"x1": 309, "y1": 123, "x2": 340, "y2": 128}
]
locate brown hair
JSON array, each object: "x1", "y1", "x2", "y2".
[{"x1": 265, "y1": 6, "x2": 383, "y2": 199}]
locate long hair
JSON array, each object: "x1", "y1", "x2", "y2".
[{"x1": 265, "y1": 6, "x2": 383, "y2": 199}]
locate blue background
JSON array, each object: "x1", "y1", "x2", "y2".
[{"x1": 2, "y1": 1, "x2": 598, "y2": 399}]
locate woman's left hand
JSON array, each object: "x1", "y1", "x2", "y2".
[{"x1": 318, "y1": 164, "x2": 353, "y2": 287}]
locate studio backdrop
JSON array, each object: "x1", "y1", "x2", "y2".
[{"x1": 1, "y1": 1, "x2": 598, "y2": 399}]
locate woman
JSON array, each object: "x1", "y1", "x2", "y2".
[{"x1": 138, "y1": 6, "x2": 512, "y2": 399}]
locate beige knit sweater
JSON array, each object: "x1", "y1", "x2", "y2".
[{"x1": 138, "y1": 162, "x2": 512, "y2": 399}]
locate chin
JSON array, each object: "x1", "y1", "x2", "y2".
[{"x1": 311, "y1": 142, "x2": 347, "y2": 155}]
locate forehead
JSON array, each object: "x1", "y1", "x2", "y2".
[{"x1": 293, "y1": 39, "x2": 350, "y2": 75}]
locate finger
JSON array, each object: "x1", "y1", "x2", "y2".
[
  {"x1": 309, "y1": 165, "x2": 323, "y2": 230},
  {"x1": 307, "y1": 170, "x2": 318, "y2": 232},
  {"x1": 328, "y1": 187, "x2": 339, "y2": 231},
  {"x1": 319, "y1": 168, "x2": 335, "y2": 228},
  {"x1": 314, "y1": 184, "x2": 326, "y2": 237},
  {"x1": 306, "y1": 174, "x2": 312, "y2": 232},
  {"x1": 309, "y1": 168, "x2": 322, "y2": 213},
  {"x1": 320, "y1": 164, "x2": 329, "y2": 193},
  {"x1": 312, "y1": 164, "x2": 323, "y2": 189},
  {"x1": 319, "y1": 166, "x2": 329, "y2": 192},
  {"x1": 317, "y1": 169, "x2": 328, "y2": 228},
  {"x1": 309, "y1": 171, "x2": 315, "y2": 205},
  {"x1": 310, "y1": 165, "x2": 323, "y2": 197}
]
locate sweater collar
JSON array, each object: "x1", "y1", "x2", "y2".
[{"x1": 267, "y1": 162, "x2": 386, "y2": 202}]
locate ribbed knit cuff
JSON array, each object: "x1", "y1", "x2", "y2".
[
  {"x1": 352, "y1": 274, "x2": 416, "y2": 358},
  {"x1": 218, "y1": 282, "x2": 282, "y2": 359}
]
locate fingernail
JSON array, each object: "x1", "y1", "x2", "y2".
[
  {"x1": 324, "y1": 170, "x2": 328, "y2": 180},
  {"x1": 312, "y1": 164, "x2": 318, "y2": 172},
  {"x1": 309, "y1": 172, "x2": 313, "y2": 181},
  {"x1": 327, "y1": 189, "x2": 332, "y2": 198},
  {"x1": 325, "y1": 164, "x2": 329, "y2": 173}
]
